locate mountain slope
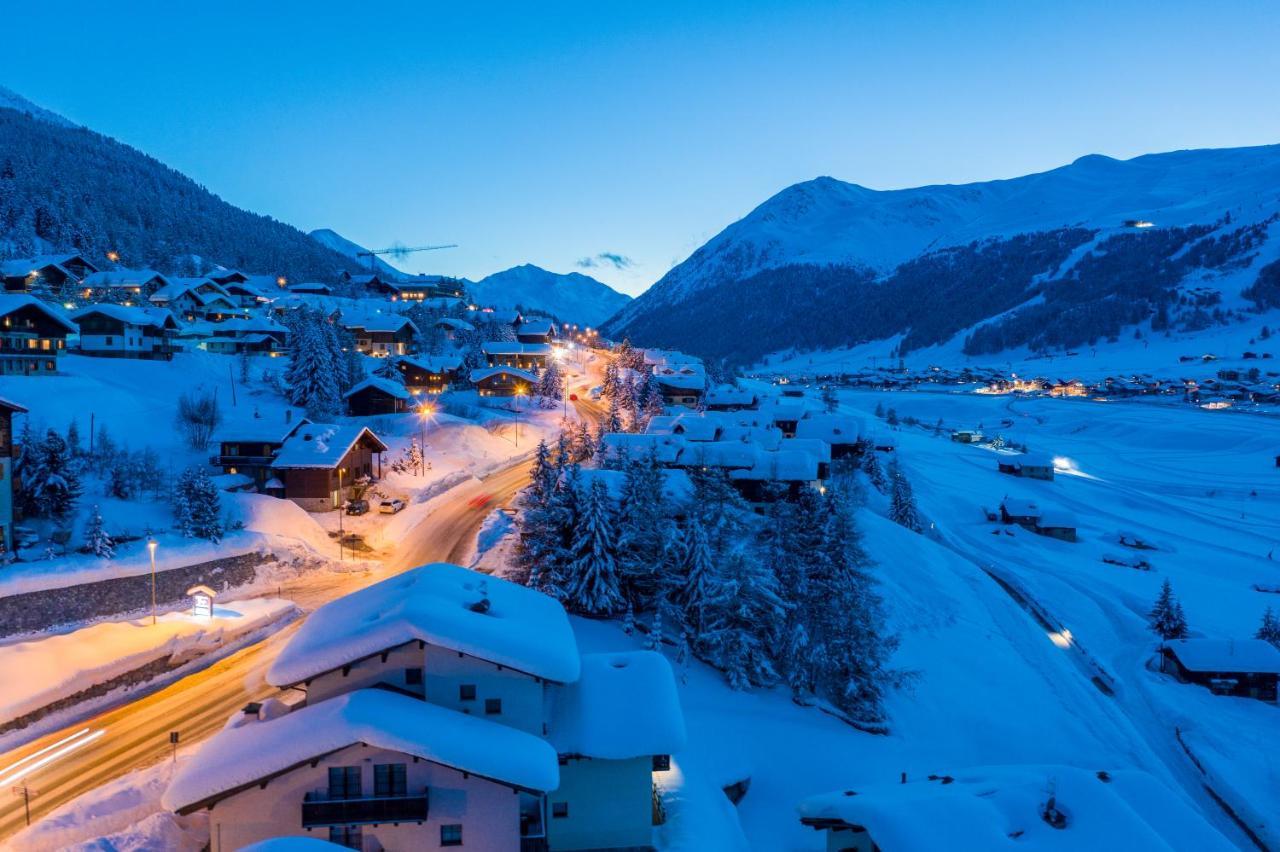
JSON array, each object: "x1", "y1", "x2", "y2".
[
  {"x1": 0, "y1": 90, "x2": 363, "y2": 280},
  {"x1": 605, "y1": 145, "x2": 1280, "y2": 363},
  {"x1": 308, "y1": 228, "x2": 405, "y2": 279},
  {"x1": 470, "y1": 264, "x2": 630, "y2": 325}
]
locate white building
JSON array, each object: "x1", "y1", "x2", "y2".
[
  {"x1": 70, "y1": 304, "x2": 180, "y2": 359},
  {"x1": 167, "y1": 563, "x2": 685, "y2": 851}
]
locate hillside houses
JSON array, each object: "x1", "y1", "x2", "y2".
[
  {"x1": 0, "y1": 294, "x2": 77, "y2": 374},
  {"x1": 70, "y1": 304, "x2": 180, "y2": 359},
  {"x1": 342, "y1": 314, "x2": 419, "y2": 356},
  {"x1": 80, "y1": 268, "x2": 172, "y2": 301},
  {"x1": 396, "y1": 354, "x2": 464, "y2": 394},
  {"x1": 1160, "y1": 638, "x2": 1280, "y2": 701},
  {"x1": 164, "y1": 563, "x2": 686, "y2": 852},
  {"x1": 270, "y1": 423, "x2": 388, "y2": 511},
  {"x1": 1, "y1": 253, "x2": 98, "y2": 293}
]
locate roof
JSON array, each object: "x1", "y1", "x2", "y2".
[
  {"x1": 785, "y1": 437, "x2": 832, "y2": 464},
  {"x1": 646, "y1": 414, "x2": 721, "y2": 442},
  {"x1": 549, "y1": 652, "x2": 686, "y2": 759},
  {"x1": 517, "y1": 319, "x2": 555, "y2": 336},
  {"x1": 482, "y1": 341, "x2": 551, "y2": 356},
  {"x1": 434, "y1": 317, "x2": 475, "y2": 332},
  {"x1": 1001, "y1": 498, "x2": 1040, "y2": 518},
  {"x1": 162, "y1": 689, "x2": 560, "y2": 813},
  {"x1": 797, "y1": 765, "x2": 1234, "y2": 851},
  {"x1": 0, "y1": 294, "x2": 79, "y2": 332},
  {"x1": 345, "y1": 376, "x2": 411, "y2": 400},
  {"x1": 1165, "y1": 638, "x2": 1280, "y2": 674},
  {"x1": 71, "y1": 304, "x2": 177, "y2": 329},
  {"x1": 240, "y1": 839, "x2": 352, "y2": 852},
  {"x1": 470, "y1": 366, "x2": 538, "y2": 385},
  {"x1": 729, "y1": 449, "x2": 819, "y2": 482},
  {"x1": 268, "y1": 562, "x2": 581, "y2": 686},
  {"x1": 345, "y1": 314, "x2": 418, "y2": 334},
  {"x1": 82, "y1": 268, "x2": 169, "y2": 289},
  {"x1": 704, "y1": 385, "x2": 757, "y2": 407},
  {"x1": 482, "y1": 308, "x2": 522, "y2": 324},
  {"x1": 271, "y1": 423, "x2": 388, "y2": 469},
  {"x1": 675, "y1": 440, "x2": 761, "y2": 470},
  {"x1": 600, "y1": 433, "x2": 685, "y2": 465},
  {"x1": 400, "y1": 354, "x2": 463, "y2": 373},
  {"x1": 795, "y1": 413, "x2": 864, "y2": 443},
  {"x1": 0, "y1": 396, "x2": 28, "y2": 414},
  {"x1": 643, "y1": 348, "x2": 702, "y2": 367},
  {"x1": 0, "y1": 258, "x2": 74, "y2": 279},
  {"x1": 212, "y1": 415, "x2": 308, "y2": 445}
]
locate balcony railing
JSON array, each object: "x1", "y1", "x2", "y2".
[
  {"x1": 209, "y1": 454, "x2": 277, "y2": 466},
  {"x1": 301, "y1": 788, "x2": 429, "y2": 827}
]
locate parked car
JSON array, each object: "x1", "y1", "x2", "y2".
[
  {"x1": 346, "y1": 499, "x2": 370, "y2": 516},
  {"x1": 379, "y1": 498, "x2": 406, "y2": 514},
  {"x1": 588, "y1": 386, "x2": 603, "y2": 400},
  {"x1": 569, "y1": 393, "x2": 579, "y2": 401}
]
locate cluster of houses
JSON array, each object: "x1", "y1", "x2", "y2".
[
  {"x1": 980, "y1": 369, "x2": 1280, "y2": 407},
  {"x1": 162, "y1": 562, "x2": 686, "y2": 852}
]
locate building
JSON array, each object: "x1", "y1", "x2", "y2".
[
  {"x1": 998, "y1": 498, "x2": 1040, "y2": 528},
  {"x1": 345, "y1": 377, "x2": 411, "y2": 417},
  {"x1": 432, "y1": 317, "x2": 474, "y2": 342},
  {"x1": 651, "y1": 364, "x2": 706, "y2": 408},
  {"x1": 798, "y1": 765, "x2": 1236, "y2": 852},
  {"x1": 80, "y1": 268, "x2": 172, "y2": 301},
  {"x1": 1, "y1": 253, "x2": 97, "y2": 293},
  {"x1": 210, "y1": 415, "x2": 311, "y2": 489},
  {"x1": 482, "y1": 341, "x2": 551, "y2": 371},
  {"x1": 704, "y1": 385, "x2": 758, "y2": 411},
  {"x1": 1161, "y1": 638, "x2": 1280, "y2": 701},
  {"x1": 729, "y1": 449, "x2": 821, "y2": 504},
  {"x1": 193, "y1": 317, "x2": 291, "y2": 354},
  {"x1": 951, "y1": 430, "x2": 984, "y2": 443},
  {"x1": 164, "y1": 563, "x2": 685, "y2": 852},
  {"x1": 289, "y1": 282, "x2": 333, "y2": 296},
  {"x1": 0, "y1": 295, "x2": 77, "y2": 375},
  {"x1": 516, "y1": 319, "x2": 557, "y2": 345},
  {"x1": 794, "y1": 414, "x2": 862, "y2": 459},
  {"x1": 70, "y1": 304, "x2": 180, "y2": 359},
  {"x1": 270, "y1": 424, "x2": 388, "y2": 511},
  {"x1": 395, "y1": 275, "x2": 468, "y2": 301},
  {"x1": 397, "y1": 354, "x2": 463, "y2": 394},
  {"x1": 645, "y1": 414, "x2": 721, "y2": 443},
  {"x1": 0, "y1": 397, "x2": 28, "y2": 552},
  {"x1": 996, "y1": 453, "x2": 1055, "y2": 481},
  {"x1": 344, "y1": 315, "x2": 419, "y2": 357},
  {"x1": 471, "y1": 366, "x2": 537, "y2": 397},
  {"x1": 1034, "y1": 510, "x2": 1077, "y2": 542}
]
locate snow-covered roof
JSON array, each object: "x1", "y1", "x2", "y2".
[
  {"x1": 1165, "y1": 638, "x2": 1280, "y2": 674},
  {"x1": 0, "y1": 294, "x2": 79, "y2": 332},
  {"x1": 268, "y1": 562, "x2": 581, "y2": 686},
  {"x1": 517, "y1": 319, "x2": 555, "y2": 336},
  {"x1": 212, "y1": 415, "x2": 308, "y2": 445},
  {"x1": 797, "y1": 765, "x2": 1234, "y2": 851},
  {"x1": 208, "y1": 316, "x2": 289, "y2": 335},
  {"x1": 470, "y1": 366, "x2": 538, "y2": 385},
  {"x1": 482, "y1": 308, "x2": 522, "y2": 324},
  {"x1": 71, "y1": 303, "x2": 177, "y2": 329},
  {"x1": 549, "y1": 652, "x2": 686, "y2": 759},
  {"x1": 401, "y1": 353, "x2": 463, "y2": 373},
  {"x1": 0, "y1": 258, "x2": 73, "y2": 279},
  {"x1": 434, "y1": 317, "x2": 475, "y2": 332},
  {"x1": 795, "y1": 413, "x2": 863, "y2": 443},
  {"x1": 0, "y1": 396, "x2": 28, "y2": 414},
  {"x1": 271, "y1": 423, "x2": 388, "y2": 469},
  {"x1": 1001, "y1": 498, "x2": 1040, "y2": 518},
  {"x1": 729, "y1": 449, "x2": 819, "y2": 482},
  {"x1": 785, "y1": 437, "x2": 833, "y2": 464},
  {"x1": 82, "y1": 268, "x2": 169, "y2": 289},
  {"x1": 652, "y1": 363, "x2": 707, "y2": 390},
  {"x1": 1035, "y1": 510, "x2": 1076, "y2": 529},
  {"x1": 289, "y1": 282, "x2": 332, "y2": 293},
  {"x1": 600, "y1": 433, "x2": 684, "y2": 465},
  {"x1": 645, "y1": 414, "x2": 721, "y2": 442},
  {"x1": 482, "y1": 341, "x2": 551, "y2": 356},
  {"x1": 674, "y1": 440, "x2": 761, "y2": 470},
  {"x1": 344, "y1": 375, "x2": 411, "y2": 400},
  {"x1": 210, "y1": 472, "x2": 253, "y2": 491},
  {"x1": 643, "y1": 348, "x2": 701, "y2": 367},
  {"x1": 162, "y1": 689, "x2": 560, "y2": 813},
  {"x1": 718, "y1": 424, "x2": 785, "y2": 451},
  {"x1": 345, "y1": 314, "x2": 418, "y2": 334},
  {"x1": 704, "y1": 385, "x2": 757, "y2": 407}
]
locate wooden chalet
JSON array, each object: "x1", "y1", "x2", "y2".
[
  {"x1": 471, "y1": 366, "x2": 537, "y2": 397},
  {"x1": 996, "y1": 453, "x2": 1055, "y2": 481},
  {"x1": 343, "y1": 315, "x2": 419, "y2": 356},
  {"x1": 70, "y1": 304, "x2": 180, "y2": 360},
  {"x1": 0, "y1": 295, "x2": 77, "y2": 375},
  {"x1": 397, "y1": 354, "x2": 463, "y2": 393},
  {"x1": 1, "y1": 253, "x2": 98, "y2": 293},
  {"x1": 345, "y1": 376, "x2": 412, "y2": 417},
  {"x1": 482, "y1": 341, "x2": 550, "y2": 371},
  {"x1": 515, "y1": 319, "x2": 556, "y2": 345},
  {"x1": 393, "y1": 275, "x2": 467, "y2": 301},
  {"x1": 270, "y1": 423, "x2": 388, "y2": 511},
  {"x1": 1161, "y1": 639, "x2": 1280, "y2": 701},
  {"x1": 210, "y1": 415, "x2": 310, "y2": 489},
  {"x1": 80, "y1": 268, "x2": 172, "y2": 301}
]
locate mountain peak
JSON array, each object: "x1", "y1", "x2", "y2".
[{"x1": 471, "y1": 264, "x2": 630, "y2": 325}]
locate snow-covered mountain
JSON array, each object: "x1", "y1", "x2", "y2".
[
  {"x1": 0, "y1": 85, "x2": 76, "y2": 129},
  {"x1": 470, "y1": 264, "x2": 631, "y2": 325},
  {"x1": 308, "y1": 228, "x2": 404, "y2": 279},
  {"x1": 605, "y1": 145, "x2": 1280, "y2": 363}
]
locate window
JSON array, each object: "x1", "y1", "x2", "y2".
[
  {"x1": 652, "y1": 754, "x2": 671, "y2": 772},
  {"x1": 374, "y1": 763, "x2": 407, "y2": 797},
  {"x1": 458, "y1": 684, "x2": 476, "y2": 701},
  {"x1": 328, "y1": 825, "x2": 363, "y2": 849},
  {"x1": 440, "y1": 824, "x2": 463, "y2": 846},
  {"x1": 327, "y1": 766, "x2": 361, "y2": 799},
  {"x1": 104, "y1": 336, "x2": 113, "y2": 346},
  {"x1": 552, "y1": 801, "x2": 569, "y2": 818},
  {"x1": 405, "y1": 667, "x2": 423, "y2": 686},
  {"x1": 484, "y1": 698, "x2": 502, "y2": 715}
]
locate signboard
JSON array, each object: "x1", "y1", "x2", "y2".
[{"x1": 185, "y1": 584, "x2": 216, "y2": 620}]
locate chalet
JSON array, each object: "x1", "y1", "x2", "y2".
[
  {"x1": 996, "y1": 452, "x2": 1055, "y2": 481},
  {"x1": 0, "y1": 397, "x2": 28, "y2": 552},
  {"x1": 343, "y1": 315, "x2": 419, "y2": 357},
  {"x1": 432, "y1": 316, "x2": 474, "y2": 341},
  {"x1": 80, "y1": 268, "x2": 172, "y2": 301},
  {"x1": 394, "y1": 275, "x2": 467, "y2": 301},
  {"x1": 0, "y1": 295, "x2": 77, "y2": 375},
  {"x1": 1161, "y1": 638, "x2": 1280, "y2": 701},
  {"x1": 289, "y1": 281, "x2": 333, "y2": 296},
  {"x1": 1034, "y1": 510, "x2": 1077, "y2": 542},
  {"x1": 480, "y1": 308, "x2": 524, "y2": 328},
  {"x1": 718, "y1": 424, "x2": 785, "y2": 451},
  {"x1": 795, "y1": 414, "x2": 862, "y2": 459},
  {"x1": 221, "y1": 279, "x2": 274, "y2": 307},
  {"x1": 397, "y1": 354, "x2": 463, "y2": 394},
  {"x1": 482, "y1": 341, "x2": 551, "y2": 371},
  {"x1": 206, "y1": 269, "x2": 250, "y2": 287},
  {"x1": 339, "y1": 272, "x2": 392, "y2": 295},
  {"x1": 787, "y1": 438, "x2": 833, "y2": 481},
  {"x1": 203, "y1": 333, "x2": 285, "y2": 355},
  {"x1": 951, "y1": 430, "x2": 984, "y2": 443},
  {"x1": 70, "y1": 305, "x2": 180, "y2": 360},
  {"x1": 194, "y1": 317, "x2": 291, "y2": 354},
  {"x1": 999, "y1": 498, "x2": 1040, "y2": 528},
  {"x1": 760, "y1": 400, "x2": 808, "y2": 438},
  {"x1": 161, "y1": 563, "x2": 684, "y2": 852},
  {"x1": 673, "y1": 440, "x2": 760, "y2": 471},
  {"x1": 270, "y1": 424, "x2": 388, "y2": 511},
  {"x1": 515, "y1": 319, "x2": 557, "y2": 345},
  {"x1": 210, "y1": 415, "x2": 309, "y2": 489},
  {"x1": 599, "y1": 433, "x2": 684, "y2": 466},
  {"x1": 652, "y1": 364, "x2": 706, "y2": 408},
  {"x1": 471, "y1": 366, "x2": 537, "y2": 397},
  {"x1": 345, "y1": 376, "x2": 411, "y2": 417},
  {"x1": 704, "y1": 385, "x2": 758, "y2": 411},
  {"x1": 645, "y1": 414, "x2": 721, "y2": 442},
  {"x1": 1, "y1": 253, "x2": 97, "y2": 293},
  {"x1": 799, "y1": 765, "x2": 1235, "y2": 852},
  {"x1": 729, "y1": 449, "x2": 821, "y2": 504}
]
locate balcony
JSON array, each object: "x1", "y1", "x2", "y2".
[
  {"x1": 209, "y1": 454, "x2": 277, "y2": 467},
  {"x1": 301, "y1": 788, "x2": 429, "y2": 827}
]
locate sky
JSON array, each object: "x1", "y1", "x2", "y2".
[{"x1": 4, "y1": 1, "x2": 1279, "y2": 296}]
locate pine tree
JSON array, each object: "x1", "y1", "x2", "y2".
[
  {"x1": 874, "y1": 402, "x2": 885, "y2": 419},
  {"x1": 175, "y1": 467, "x2": 223, "y2": 542},
  {"x1": 886, "y1": 408, "x2": 899, "y2": 426},
  {"x1": 859, "y1": 440, "x2": 887, "y2": 492},
  {"x1": 674, "y1": 512, "x2": 715, "y2": 631},
  {"x1": 615, "y1": 453, "x2": 669, "y2": 607},
  {"x1": 700, "y1": 550, "x2": 785, "y2": 689},
  {"x1": 1148, "y1": 579, "x2": 1189, "y2": 641},
  {"x1": 65, "y1": 419, "x2": 82, "y2": 457},
  {"x1": 286, "y1": 316, "x2": 341, "y2": 418},
  {"x1": 83, "y1": 504, "x2": 114, "y2": 559},
  {"x1": 820, "y1": 385, "x2": 839, "y2": 413},
  {"x1": 536, "y1": 358, "x2": 563, "y2": 407},
  {"x1": 26, "y1": 430, "x2": 82, "y2": 520},
  {"x1": 887, "y1": 457, "x2": 922, "y2": 532},
  {"x1": 622, "y1": 601, "x2": 636, "y2": 636},
  {"x1": 1257, "y1": 607, "x2": 1280, "y2": 647},
  {"x1": 565, "y1": 479, "x2": 624, "y2": 615},
  {"x1": 373, "y1": 355, "x2": 404, "y2": 385},
  {"x1": 642, "y1": 374, "x2": 666, "y2": 426},
  {"x1": 645, "y1": 607, "x2": 664, "y2": 652}
]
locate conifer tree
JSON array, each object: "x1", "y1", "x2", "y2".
[
  {"x1": 674, "y1": 512, "x2": 715, "y2": 631},
  {"x1": 1148, "y1": 579, "x2": 1189, "y2": 641},
  {"x1": 565, "y1": 479, "x2": 624, "y2": 615},
  {"x1": 536, "y1": 358, "x2": 563, "y2": 407},
  {"x1": 26, "y1": 429, "x2": 82, "y2": 520},
  {"x1": 286, "y1": 317, "x2": 341, "y2": 418},
  {"x1": 700, "y1": 549, "x2": 785, "y2": 689},
  {"x1": 66, "y1": 419, "x2": 82, "y2": 457},
  {"x1": 887, "y1": 457, "x2": 923, "y2": 532},
  {"x1": 858, "y1": 440, "x2": 887, "y2": 492},
  {"x1": 820, "y1": 385, "x2": 839, "y2": 413},
  {"x1": 373, "y1": 355, "x2": 404, "y2": 385},
  {"x1": 175, "y1": 467, "x2": 223, "y2": 542},
  {"x1": 1257, "y1": 607, "x2": 1280, "y2": 647},
  {"x1": 83, "y1": 504, "x2": 114, "y2": 559}
]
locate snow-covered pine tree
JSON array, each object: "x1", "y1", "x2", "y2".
[
  {"x1": 886, "y1": 408, "x2": 899, "y2": 426},
  {"x1": 674, "y1": 512, "x2": 715, "y2": 632},
  {"x1": 175, "y1": 467, "x2": 223, "y2": 542},
  {"x1": 565, "y1": 479, "x2": 624, "y2": 616},
  {"x1": 373, "y1": 355, "x2": 404, "y2": 385},
  {"x1": 887, "y1": 457, "x2": 923, "y2": 532},
  {"x1": 83, "y1": 504, "x2": 114, "y2": 558},
  {"x1": 602, "y1": 359, "x2": 619, "y2": 400},
  {"x1": 574, "y1": 421, "x2": 594, "y2": 463},
  {"x1": 699, "y1": 549, "x2": 785, "y2": 689},
  {"x1": 535, "y1": 358, "x2": 563, "y2": 408},
  {"x1": 1257, "y1": 607, "x2": 1280, "y2": 647},
  {"x1": 605, "y1": 394, "x2": 623, "y2": 434},
  {"x1": 642, "y1": 374, "x2": 665, "y2": 425},
  {"x1": 820, "y1": 385, "x2": 839, "y2": 413},
  {"x1": 615, "y1": 453, "x2": 669, "y2": 607},
  {"x1": 1148, "y1": 579, "x2": 1189, "y2": 641},
  {"x1": 27, "y1": 429, "x2": 82, "y2": 520},
  {"x1": 645, "y1": 606, "x2": 664, "y2": 652},
  {"x1": 286, "y1": 316, "x2": 341, "y2": 418},
  {"x1": 65, "y1": 419, "x2": 82, "y2": 457}
]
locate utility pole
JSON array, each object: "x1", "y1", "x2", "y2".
[{"x1": 11, "y1": 783, "x2": 37, "y2": 826}]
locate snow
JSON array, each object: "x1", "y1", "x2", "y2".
[
  {"x1": 469, "y1": 365, "x2": 538, "y2": 384},
  {"x1": 70, "y1": 304, "x2": 176, "y2": 328},
  {"x1": 794, "y1": 413, "x2": 864, "y2": 443},
  {"x1": 0, "y1": 293, "x2": 78, "y2": 332},
  {"x1": 343, "y1": 375, "x2": 410, "y2": 400},
  {"x1": 728, "y1": 449, "x2": 818, "y2": 482},
  {"x1": 575, "y1": 468, "x2": 694, "y2": 504},
  {"x1": 270, "y1": 422, "x2": 386, "y2": 468},
  {"x1": 797, "y1": 765, "x2": 1236, "y2": 851},
  {"x1": 600, "y1": 432, "x2": 684, "y2": 464},
  {"x1": 645, "y1": 414, "x2": 721, "y2": 441},
  {"x1": 549, "y1": 651, "x2": 687, "y2": 760},
  {"x1": 162, "y1": 688, "x2": 560, "y2": 812},
  {"x1": 673, "y1": 440, "x2": 760, "y2": 469},
  {"x1": 0, "y1": 599, "x2": 296, "y2": 726},
  {"x1": 267, "y1": 562, "x2": 581, "y2": 687},
  {"x1": 481, "y1": 341, "x2": 551, "y2": 356},
  {"x1": 1165, "y1": 638, "x2": 1280, "y2": 673},
  {"x1": 240, "y1": 839, "x2": 351, "y2": 852},
  {"x1": 468, "y1": 264, "x2": 630, "y2": 326}
]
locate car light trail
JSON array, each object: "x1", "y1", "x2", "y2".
[{"x1": 0, "y1": 728, "x2": 106, "y2": 787}]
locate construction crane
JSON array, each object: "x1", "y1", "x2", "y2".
[{"x1": 355, "y1": 243, "x2": 457, "y2": 272}]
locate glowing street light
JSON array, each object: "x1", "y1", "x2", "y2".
[
  {"x1": 147, "y1": 538, "x2": 158, "y2": 625},
  {"x1": 513, "y1": 386, "x2": 528, "y2": 446},
  {"x1": 417, "y1": 402, "x2": 436, "y2": 476}
]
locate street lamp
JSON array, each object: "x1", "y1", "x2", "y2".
[
  {"x1": 147, "y1": 538, "x2": 158, "y2": 625},
  {"x1": 514, "y1": 386, "x2": 527, "y2": 446},
  {"x1": 417, "y1": 402, "x2": 435, "y2": 476},
  {"x1": 337, "y1": 467, "x2": 345, "y2": 562}
]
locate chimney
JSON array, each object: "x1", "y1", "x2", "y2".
[{"x1": 900, "y1": 772, "x2": 907, "y2": 784}]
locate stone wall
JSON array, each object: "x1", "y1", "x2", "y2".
[{"x1": 0, "y1": 551, "x2": 272, "y2": 639}]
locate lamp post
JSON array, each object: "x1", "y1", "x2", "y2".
[
  {"x1": 337, "y1": 467, "x2": 345, "y2": 562},
  {"x1": 514, "y1": 386, "x2": 527, "y2": 446},
  {"x1": 147, "y1": 538, "x2": 158, "y2": 625},
  {"x1": 417, "y1": 402, "x2": 435, "y2": 477}
]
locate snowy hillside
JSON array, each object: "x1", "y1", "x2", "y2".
[
  {"x1": 0, "y1": 85, "x2": 75, "y2": 129},
  {"x1": 469, "y1": 263, "x2": 630, "y2": 325},
  {"x1": 308, "y1": 228, "x2": 404, "y2": 279},
  {"x1": 606, "y1": 144, "x2": 1280, "y2": 364}
]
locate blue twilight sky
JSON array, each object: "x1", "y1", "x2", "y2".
[{"x1": 4, "y1": 1, "x2": 1278, "y2": 295}]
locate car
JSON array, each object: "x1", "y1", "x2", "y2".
[
  {"x1": 379, "y1": 498, "x2": 406, "y2": 514},
  {"x1": 569, "y1": 393, "x2": 579, "y2": 401},
  {"x1": 588, "y1": 386, "x2": 603, "y2": 400},
  {"x1": 345, "y1": 499, "x2": 370, "y2": 516}
]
